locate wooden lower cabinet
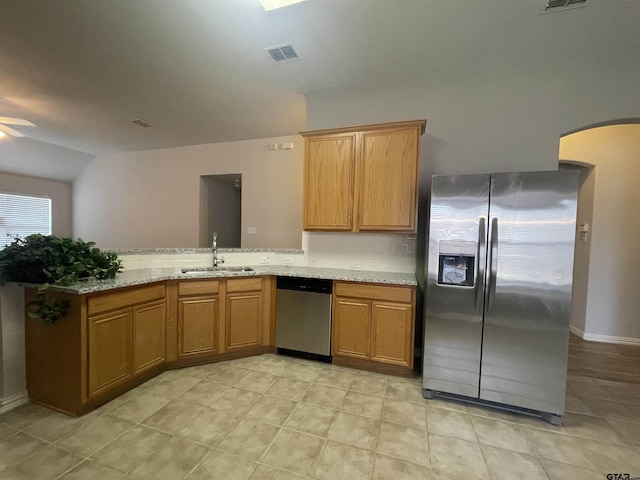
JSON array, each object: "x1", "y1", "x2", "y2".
[
  {"x1": 25, "y1": 283, "x2": 167, "y2": 415},
  {"x1": 24, "y1": 276, "x2": 279, "y2": 417},
  {"x1": 87, "y1": 285, "x2": 166, "y2": 399},
  {"x1": 370, "y1": 301, "x2": 413, "y2": 366},
  {"x1": 332, "y1": 298, "x2": 370, "y2": 359},
  {"x1": 88, "y1": 308, "x2": 132, "y2": 397},
  {"x1": 133, "y1": 301, "x2": 166, "y2": 374},
  {"x1": 226, "y1": 278, "x2": 263, "y2": 351},
  {"x1": 178, "y1": 296, "x2": 219, "y2": 357},
  {"x1": 332, "y1": 281, "x2": 416, "y2": 373},
  {"x1": 177, "y1": 280, "x2": 221, "y2": 359}
]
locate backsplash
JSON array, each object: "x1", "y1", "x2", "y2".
[
  {"x1": 302, "y1": 232, "x2": 416, "y2": 272},
  {"x1": 118, "y1": 232, "x2": 416, "y2": 273}
]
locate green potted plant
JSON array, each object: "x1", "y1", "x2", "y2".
[{"x1": 0, "y1": 234, "x2": 122, "y2": 324}]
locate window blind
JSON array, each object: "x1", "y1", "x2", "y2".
[{"x1": 0, "y1": 192, "x2": 52, "y2": 249}]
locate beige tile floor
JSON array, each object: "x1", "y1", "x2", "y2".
[{"x1": 1, "y1": 352, "x2": 639, "y2": 480}]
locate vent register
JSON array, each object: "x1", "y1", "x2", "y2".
[
  {"x1": 545, "y1": 0, "x2": 586, "y2": 11},
  {"x1": 265, "y1": 44, "x2": 299, "y2": 63},
  {"x1": 127, "y1": 45, "x2": 298, "y2": 131}
]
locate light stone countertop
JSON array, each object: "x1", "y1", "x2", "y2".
[
  {"x1": 112, "y1": 248, "x2": 305, "y2": 254},
  {"x1": 31, "y1": 265, "x2": 417, "y2": 295}
]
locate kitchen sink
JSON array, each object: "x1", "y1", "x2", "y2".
[{"x1": 181, "y1": 266, "x2": 254, "y2": 274}]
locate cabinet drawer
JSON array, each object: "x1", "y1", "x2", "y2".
[
  {"x1": 334, "y1": 282, "x2": 413, "y2": 303},
  {"x1": 178, "y1": 280, "x2": 220, "y2": 297},
  {"x1": 88, "y1": 283, "x2": 165, "y2": 316},
  {"x1": 226, "y1": 277, "x2": 262, "y2": 293}
]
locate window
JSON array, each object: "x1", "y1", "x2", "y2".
[{"x1": 0, "y1": 192, "x2": 52, "y2": 249}]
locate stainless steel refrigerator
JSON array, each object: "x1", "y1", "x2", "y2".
[{"x1": 422, "y1": 170, "x2": 579, "y2": 424}]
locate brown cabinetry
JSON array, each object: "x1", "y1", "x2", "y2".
[
  {"x1": 301, "y1": 120, "x2": 426, "y2": 232},
  {"x1": 303, "y1": 133, "x2": 356, "y2": 230},
  {"x1": 225, "y1": 278, "x2": 263, "y2": 351},
  {"x1": 88, "y1": 308, "x2": 132, "y2": 397},
  {"x1": 171, "y1": 276, "x2": 275, "y2": 362},
  {"x1": 87, "y1": 284, "x2": 166, "y2": 399},
  {"x1": 25, "y1": 276, "x2": 278, "y2": 416},
  {"x1": 333, "y1": 298, "x2": 370, "y2": 359},
  {"x1": 177, "y1": 280, "x2": 220, "y2": 359},
  {"x1": 332, "y1": 281, "x2": 415, "y2": 374},
  {"x1": 25, "y1": 282, "x2": 167, "y2": 415},
  {"x1": 133, "y1": 301, "x2": 167, "y2": 375}
]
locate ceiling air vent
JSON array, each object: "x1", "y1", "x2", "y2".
[
  {"x1": 130, "y1": 118, "x2": 152, "y2": 128},
  {"x1": 265, "y1": 44, "x2": 300, "y2": 64},
  {"x1": 544, "y1": 0, "x2": 586, "y2": 12}
]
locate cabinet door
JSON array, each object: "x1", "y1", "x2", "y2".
[
  {"x1": 304, "y1": 134, "x2": 356, "y2": 230},
  {"x1": 178, "y1": 296, "x2": 219, "y2": 357},
  {"x1": 358, "y1": 127, "x2": 419, "y2": 231},
  {"x1": 332, "y1": 298, "x2": 370, "y2": 359},
  {"x1": 88, "y1": 309, "x2": 132, "y2": 397},
  {"x1": 133, "y1": 301, "x2": 166, "y2": 374},
  {"x1": 371, "y1": 301, "x2": 413, "y2": 367},
  {"x1": 226, "y1": 292, "x2": 262, "y2": 350}
]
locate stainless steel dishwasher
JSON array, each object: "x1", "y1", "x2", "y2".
[{"x1": 275, "y1": 276, "x2": 332, "y2": 362}]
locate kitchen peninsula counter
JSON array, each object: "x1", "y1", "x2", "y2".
[
  {"x1": 37, "y1": 265, "x2": 417, "y2": 294},
  {"x1": 20, "y1": 262, "x2": 417, "y2": 416}
]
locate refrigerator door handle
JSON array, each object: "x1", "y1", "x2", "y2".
[
  {"x1": 475, "y1": 216, "x2": 486, "y2": 315},
  {"x1": 486, "y1": 217, "x2": 498, "y2": 313}
]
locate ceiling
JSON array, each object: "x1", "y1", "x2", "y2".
[{"x1": 0, "y1": 0, "x2": 637, "y2": 182}]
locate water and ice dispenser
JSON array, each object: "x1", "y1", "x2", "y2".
[{"x1": 437, "y1": 240, "x2": 476, "y2": 287}]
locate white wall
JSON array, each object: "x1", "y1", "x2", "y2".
[
  {"x1": 0, "y1": 171, "x2": 73, "y2": 237},
  {"x1": 305, "y1": 72, "x2": 639, "y2": 186},
  {"x1": 305, "y1": 72, "x2": 639, "y2": 341},
  {"x1": 73, "y1": 135, "x2": 303, "y2": 249},
  {"x1": 560, "y1": 163, "x2": 595, "y2": 335},
  {"x1": 0, "y1": 174, "x2": 71, "y2": 412},
  {"x1": 0, "y1": 285, "x2": 27, "y2": 412},
  {"x1": 559, "y1": 125, "x2": 640, "y2": 342}
]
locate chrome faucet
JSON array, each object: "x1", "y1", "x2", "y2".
[{"x1": 212, "y1": 232, "x2": 224, "y2": 269}]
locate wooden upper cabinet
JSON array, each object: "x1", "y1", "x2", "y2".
[
  {"x1": 303, "y1": 134, "x2": 356, "y2": 230},
  {"x1": 358, "y1": 127, "x2": 420, "y2": 231},
  {"x1": 301, "y1": 120, "x2": 425, "y2": 232}
]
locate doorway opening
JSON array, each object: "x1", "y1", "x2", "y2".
[
  {"x1": 559, "y1": 122, "x2": 640, "y2": 344},
  {"x1": 200, "y1": 174, "x2": 241, "y2": 248}
]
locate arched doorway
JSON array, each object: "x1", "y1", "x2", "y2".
[{"x1": 559, "y1": 123, "x2": 640, "y2": 344}]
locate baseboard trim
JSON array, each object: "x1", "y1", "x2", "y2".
[
  {"x1": 0, "y1": 391, "x2": 29, "y2": 414},
  {"x1": 569, "y1": 325, "x2": 640, "y2": 346},
  {"x1": 569, "y1": 325, "x2": 585, "y2": 338},
  {"x1": 583, "y1": 333, "x2": 640, "y2": 346}
]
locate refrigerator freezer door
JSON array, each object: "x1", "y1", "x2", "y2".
[
  {"x1": 423, "y1": 174, "x2": 490, "y2": 398},
  {"x1": 480, "y1": 170, "x2": 579, "y2": 415}
]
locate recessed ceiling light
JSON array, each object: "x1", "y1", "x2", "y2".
[
  {"x1": 0, "y1": 131, "x2": 6, "y2": 140},
  {"x1": 259, "y1": 0, "x2": 306, "y2": 11}
]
